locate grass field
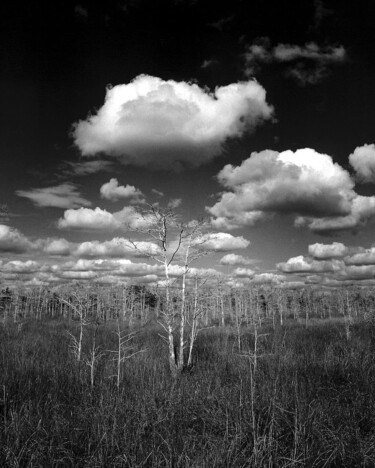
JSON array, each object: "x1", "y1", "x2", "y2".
[{"x1": 1, "y1": 315, "x2": 375, "y2": 467}]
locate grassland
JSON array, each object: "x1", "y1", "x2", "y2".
[{"x1": 1, "y1": 306, "x2": 375, "y2": 467}]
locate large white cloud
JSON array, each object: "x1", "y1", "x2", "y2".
[
  {"x1": 207, "y1": 148, "x2": 375, "y2": 233},
  {"x1": 308, "y1": 242, "x2": 348, "y2": 259},
  {"x1": 100, "y1": 178, "x2": 145, "y2": 203},
  {"x1": 16, "y1": 183, "x2": 91, "y2": 209},
  {"x1": 349, "y1": 144, "x2": 375, "y2": 183},
  {"x1": 72, "y1": 75, "x2": 273, "y2": 169}
]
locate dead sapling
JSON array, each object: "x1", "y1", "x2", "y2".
[
  {"x1": 83, "y1": 322, "x2": 106, "y2": 390},
  {"x1": 58, "y1": 290, "x2": 95, "y2": 362},
  {"x1": 108, "y1": 319, "x2": 146, "y2": 391}
]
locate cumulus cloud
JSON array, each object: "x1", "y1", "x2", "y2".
[
  {"x1": 100, "y1": 178, "x2": 145, "y2": 203},
  {"x1": 244, "y1": 39, "x2": 347, "y2": 85},
  {"x1": 0, "y1": 225, "x2": 36, "y2": 253},
  {"x1": 349, "y1": 144, "x2": 375, "y2": 183},
  {"x1": 197, "y1": 233, "x2": 250, "y2": 251},
  {"x1": 220, "y1": 253, "x2": 255, "y2": 266},
  {"x1": 72, "y1": 75, "x2": 273, "y2": 170},
  {"x1": 308, "y1": 242, "x2": 348, "y2": 259},
  {"x1": 16, "y1": 183, "x2": 91, "y2": 209},
  {"x1": 1, "y1": 260, "x2": 45, "y2": 274},
  {"x1": 251, "y1": 273, "x2": 286, "y2": 284},
  {"x1": 277, "y1": 255, "x2": 343, "y2": 274},
  {"x1": 233, "y1": 267, "x2": 255, "y2": 278},
  {"x1": 345, "y1": 247, "x2": 375, "y2": 265},
  {"x1": 42, "y1": 238, "x2": 72, "y2": 256},
  {"x1": 57, "y1": 206, "x2": 150, "y2": 231},
  {"x1": 296, "y1": 195, "x2": 375, "y2": 234},
  {"x1": 74, "y1": 238, "x2": 160, "y2": 258},
  {"x1": 207, "y1": 148, "x2": 375, "y2": 233}
]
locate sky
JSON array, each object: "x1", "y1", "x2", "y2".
[{"x1": 1, "y1": 0, "x2": 375, "y2": 289}]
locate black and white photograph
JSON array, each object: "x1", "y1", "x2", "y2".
[{"x1": 1, "y1": 0, "x2": 375, "y2": 465}]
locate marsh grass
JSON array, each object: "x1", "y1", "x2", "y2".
[{"x1": 1, "y1": 318, "x2": 375, "y2": 466}]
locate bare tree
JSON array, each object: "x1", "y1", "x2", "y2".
[{"x1": 127, "y1": 204, "x2": 212, "y2": 378}]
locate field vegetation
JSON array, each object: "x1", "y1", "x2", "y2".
[{"x1": 1, "y1": 284, "x2": 375, "y2": 467}]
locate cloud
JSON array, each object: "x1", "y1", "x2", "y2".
[
  {"x1": 207, "y1": 148, "x2": 375, "y2": 233},
  {"x1": 201, "y1": 59, "x2": 219, "y2": 69},
  {"x1": 208, "y1": 14, "x2": 235, "y2": 31},
  {"x1": 16, "y1": 183, "x2": 91, "y2": 209},
  {"x1": 277, "y1": 255, "x2": 343, "y2": 274},
  {"x1": 100, "y1": 178, "x2": 145, "y2": 202},
  {"x1": 72, "y1": 75, "x2": 273, "y2": 170},
  {"x1": 244, "y1": 40, "x2": 347, "y2": 85},
  {"x1": 233, "y1": 267, "x2": 255, "y2": 278},
  {"x1": 349, "y1": 144, "x2": 375, "y2": 183},
  {"x1": 74, "y1": 4, "x2": 88, "y2": 19},
  {"x1": 167, "y1": 198, "x2": 182, "y2": 209},
  {"x1": 296, "y1": 195, "x2": 375, "y2": 234},
  {"x1": 308, "y1": 242, "x2": 348, "y2": 259},
  {"x1": 43, "y1": 238, "x2": 72, "y2": 256},
  {"x1": 62, "y1": 159, "x2": 114, "y2": 176},
  {"x1": 198, "y1": 233, "x2": 250, "y2": 251},
  {"x1": 345, "y1": 248, "x2": 375, "y2": 265},
  {"x1": 74, "y1": 238, "x2": 160, "y2": 258},
  {"x1": 1, "y1": 260, "x2": 44, "y2": 274},
  {"x1": 0, "y1": 225, "x2": 36, "y2": 253},
  {"x1": 339, "y1": 265, "x2": 375, "y2": 281},
  {"x1": 220, "y1": 253, "x2": 255, "y2": 266},
  {"x1": 57, "y1": 206, "x2": 150, "y2": 231},
  {"x1": 251, "y1": 273, "x2": 286, "y2": 284},
  {"x1": 151, "y1": 189, "x2": 164, "y2": 197}
]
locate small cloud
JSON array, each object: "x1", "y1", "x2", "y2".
[
  {"x1": 16, "y1": 183, "x2": 91, "y2": 209},
  {"x1": 312, "y1": 0, "x2": 333, "y2": 30},
  {"x1": 43, "y1": 238, "x2": 72, "y2": 256},
  {"x1": 201, "y1": 59, "x2": 219, "y2": 69},
  {"x1": 244, "y1": 40, "x2": 347, "y2": 85},
  {"x1": 233, "y1": 267, "x2": 255, "y2": 278},
  {"x1": 151, "y1": 189, "x2": 164, "y2": 197},
  {"x1": 74, "y1": 4, "x2": 88, "y2": 19},
  {"x1": 220, "y1": 253, "x2": 255, "y2": 266},
  {"x1": 167, "y1": 198, "x2": 182, "y2": 209},
  {"x1": 198, "y1": 233, "x2": 250, "y2": 252},
  {"x1": 349, "y1": 144, "x2": 375, "y2": 183},
  {"x1": 100, "y1": 178, "x2": 145, "y2": 203},
  {"x1": 74, "y1": 238, "x2": 160, "y2": 258},
  {"x1": 58, "y1": 206, "x2": 151, "y2": 231},
  {"x1": 62, "y1": 159, "x2": 114, "y2": 176},
  {"x1": 208, "y1": 14, "x2": 235, "y2": 31},
  {"x1": 308, "y1": 242, "x2": 348, "y2": 259},
  {"x1": 277, "y1": 255, "x2": 343, "y2": 274}
]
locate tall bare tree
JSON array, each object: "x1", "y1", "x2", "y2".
[{"x1": 127, "y1": 204, "x2": 212, "y2": 377}]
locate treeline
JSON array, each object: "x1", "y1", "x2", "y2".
[{"x1": 1, "y1": 283, "x2": 374, "y2": 326}]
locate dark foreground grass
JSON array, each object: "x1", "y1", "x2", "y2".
[{"x1": 1, "y1": 319, "x2": 375, "y2": 467}]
